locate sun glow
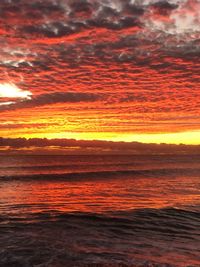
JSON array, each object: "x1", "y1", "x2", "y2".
[
  {"x1": 0, "y1": 83, "x2": 32, "y2": 100},
  {"x1": 19, "y1": 130, "x2": 200, "y2": 145}
]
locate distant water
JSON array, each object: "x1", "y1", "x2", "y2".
[{"x1": 0, "y1": 154, "x2": 200, "y2": 266}]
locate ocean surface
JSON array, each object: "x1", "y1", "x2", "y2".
[{"x1": 0, "y1": 154, "x2": 200, "y2": 267}]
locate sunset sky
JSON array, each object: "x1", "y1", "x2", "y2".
[{"x1": 0, "y1": 0, "x2": 200, "y2": 146}]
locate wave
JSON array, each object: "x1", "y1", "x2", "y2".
[
  {"x1": 1, "y1": 207, "x2": 200, "y2": 266},
  {"x1": 2, "y1": 206, "x2": 200, "y2": 231},
  {"x1": 0, "y1": 162, "x2": 134, "y2": 170},
  {"x1": 1, "y1": 167, "x2": 200, "y2": 180}
]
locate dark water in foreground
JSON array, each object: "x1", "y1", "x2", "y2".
[{"x1": 0, "y1": 154, "x2": 200, "y2": 267}]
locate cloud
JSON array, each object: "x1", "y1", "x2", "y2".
[
  {"x1": 1, "y1": 0, "x2": 199, "y2": 64},
  {"x1": 0, "y1": 137, "x2": 200, "y2": 155},
  {"x1": 0, "y1": 91, "x2": 101, "y2": 111},
  {"x1": 22, "y1": 22, "x2": 78, "y2": 38},
  {"x1": 144, "y1": 0, "x2": 200, "y2": 36},
  {"x1": 1, "y1": 0, "x2": 199, "y2": 39},
  {"x1": 170, "y1": 0, "x2": 200, "y2": 34},
  {"x1": 0, "y1": 122, "x2": 59, "y2": 129},
  {"x1": 0, "y1": 0, "x2": 199, "y2": 139}
]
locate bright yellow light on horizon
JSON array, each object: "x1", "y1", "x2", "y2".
[{"x1": 21, "y1": 130, "x2": 200, "y2": 145}]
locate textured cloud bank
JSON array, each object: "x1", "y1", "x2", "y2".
[
  {"x1": 0, "y1": 0, "x2": 199, "y2": 141},
  {"x1": 1, "y1": 137, "x2": 200, "y2": 155}
]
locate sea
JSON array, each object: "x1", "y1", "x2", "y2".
[{"x1": 0, "y1": 154, "x2": 200, "y2": 267}]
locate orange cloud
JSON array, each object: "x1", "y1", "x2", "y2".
[{"x1": 0, "y1": 0, "x2": 199, "y2": 145}]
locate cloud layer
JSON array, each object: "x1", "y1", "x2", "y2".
[
  {"x1": 0, "y1": 0, "x2": 199, "y2": 141},
  {"x1": 1, "y1": 137, "x2": 200, "y2": 155}
]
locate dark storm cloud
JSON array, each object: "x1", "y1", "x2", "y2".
[
  {"x1": 0, "y1": 0, "x2": 160, "y2": 37},
  {"x1": 0, "y1": 0, "x2": 199, "y2": 61},
  {"x1": 87, "y1": 16, "x2": 141, "y2": 30},
  {"x1": 22, "y1": 22, "x2": 78, "y2": 38},
  {"x1": 0, "y1": 0, "x2": 199, "y2": 39},
  {"x1": 16, "y1": 1, "x2": 143, "y2": 38},
  {"x1": 151, "y1": 1, "x2": 178, "y2": 14}
]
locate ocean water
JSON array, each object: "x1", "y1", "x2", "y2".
[{"x1": 0, "y1": 154, "x2": 200, "y2": 267}]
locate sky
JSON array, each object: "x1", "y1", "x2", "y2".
[{"x1": 0, "y1": 0, "x2": 200, "y2": 146}]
